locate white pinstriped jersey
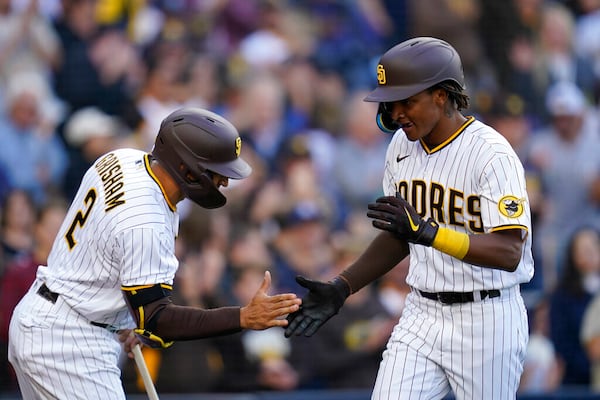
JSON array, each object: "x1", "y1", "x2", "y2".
[
  {"x1": 383, "y1": 116, "x2": 534, "y2": 292},
  {"x1": 38, "y1": 148, "x2": 179, "y2": 329}
]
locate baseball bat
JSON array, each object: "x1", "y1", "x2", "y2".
[{"x1": 132, "y1": 344, "x2": 160, "y2": 400}]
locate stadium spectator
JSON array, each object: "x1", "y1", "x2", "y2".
[
  {"x1": 549, "y1": 226, "x2": 600, "y2": 386},
  {"x1": 581, "y1": 292, "x2": 600, "y2": 392},
  {"x1": 0, "y1": 190, "x2": 36, "y2": 268},
  {"x1": 228, "y1": 71, "x2": 290, "y2": 175},
  {"x1": 573, "y1": 0, "x2": 600, "y2": 103},
  {"x1": 528, "y1": 1, "x2": 597, "y2": 119},
  {"x1": 291, "y1": 224, "x2": 395, "y2": 390},
  {"x1": 270, "y1": 200, "x2": 334, "y2": 295},
  {"x1": 0, "y1": 0, "x2": 61, "y2": 90},
  {"x1": 0, "y1": 72, "x2": 67, "y2": 204},
  {"x1": 134, "y1": 36, "x2": 191, "y2": 151},
  {"x1": 331, "y1": 90, "x2": 389, "y2": 214},
  {"x1": 62, "y1": 106, "x2": 137, "y2": 198},
  {"x1": 528, "y1": 81, "x2": 600, "y2": 290},
  {"x1": 52, "y1": 0, "x2": 141, "y2": 126},
  {"x1": 214, "y1": 264, "x2": 300, "y2": 392},
  {"x1": 519, "y1": 297, "x2": 563, "y2": 394}
]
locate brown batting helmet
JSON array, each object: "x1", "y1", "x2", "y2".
[
  {"x1": 152, "y1": 108, "x2": 251, "y2": 209},
  {"x1": 364, "y1": 37, "x2": 465, "y2": 103}
]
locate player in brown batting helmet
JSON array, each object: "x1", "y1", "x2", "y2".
[
  {"x1": 152, "y1": 108, "x2": 252, "y2": 208},
  {"x1": 365, "y1": 37, "x2": 468, "y2": 134}
]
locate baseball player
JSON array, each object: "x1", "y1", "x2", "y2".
[
  {"x1": 285, "y1": 37, "x2": 534, "y2": 399},
  {"x1": 8, "y1": 108, "x2": 301, "y2": 399}
]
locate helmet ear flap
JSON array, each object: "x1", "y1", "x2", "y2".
[
  {"x1": 181, "y1": 171, "x2": 227, "y2": 209},
  {"x1": 376, "y1": 103, "x2": 399, "y2": 134}
]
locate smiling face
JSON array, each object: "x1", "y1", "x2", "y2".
[{"x1": 383, "y1": 88, "x2": 451, "y2": 145}]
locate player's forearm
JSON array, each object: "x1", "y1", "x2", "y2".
[
  {"x1": 146, "y1": 301, "x2": 242, "y2": 341},
  {"x1": 340, "y1": 231, "x2": 409, "y2": 294}
]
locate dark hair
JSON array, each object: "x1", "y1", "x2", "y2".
[
  {"x1": 35, "y1": 196, "x2": 69, "y2": 222},
  {"x1": 558, "y1": 225, "x2": 600, "y2": 297},
  {"x1": 1, "y1": 189, "x2": 35, "y2": 229},
  {"x1": 430, "y1": 80, "x2": 470, "y2": 111}
]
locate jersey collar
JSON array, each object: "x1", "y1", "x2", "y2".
[
  {"x1": 144, "y1": 154, "x2": 177, "y2": 212},
  {"x1": 420, "y1": 116, "x2": 475, "y2": 154}
]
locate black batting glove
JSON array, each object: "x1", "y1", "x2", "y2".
[
  {"x1": 284, "y1": 276, "x2": 350, "y2": 338},
  {"x1": 367, "y1": 194, "x2": 439, "y2": 246}
]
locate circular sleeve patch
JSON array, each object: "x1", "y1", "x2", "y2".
[{"x1": 498, "y1": 195, "x2": 525, "y2": 218}]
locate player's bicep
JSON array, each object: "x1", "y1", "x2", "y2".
[
  {"x1": 478, "y1": 155, "x2": 531, "y2": 232},
  {"x1": 118, "y1": 227, "x2": 178, "y2": 285}
]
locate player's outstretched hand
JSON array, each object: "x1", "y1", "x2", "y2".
[
  {"x1": 284, "y1": 276, "x2": 350, "y2": 338},
  {"x1": 241, "y1": 271, "x2": 302, "y2": 330},
  {"x1": 367, "y1": 194, "x2": 439, "y2": 246}
]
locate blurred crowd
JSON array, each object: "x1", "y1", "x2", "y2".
[{"x1": 0, "y1": 0, "x2": 599, "y2": 396}]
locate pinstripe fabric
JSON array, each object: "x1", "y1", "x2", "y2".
[
  {"x1": 373, "y1": 289, "x2": 528, "y2": 399},
  {"x1": 41, "y1": 149, "x2": 178, "y2": 327},
  {"x1": 383, "y1": 118, "x2": 533, "y2": 292},
  {"x1": 9, "y1": 281, "x2": 124, "y2": 399},
  {"x1": 373, "y1": 118, "x2": 532, "y2": 400},
  {"x1": 8, "y1": 149, "x2": 179, "y2": 399}
]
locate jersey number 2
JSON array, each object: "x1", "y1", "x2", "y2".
[{"x1": 65, "y1": 188, "x2": 97, "y2": 250}]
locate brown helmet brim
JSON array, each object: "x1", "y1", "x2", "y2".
[
  {"x1": 202, "y1": 156, "x2": 252, "y2": 180},
  {"x1": 363, "y1": 82, "x2": 430, "y2": 103}
]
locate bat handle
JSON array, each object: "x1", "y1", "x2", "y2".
[{"x1": 132, "y1": 344, "x2": 160, "y2": 400}]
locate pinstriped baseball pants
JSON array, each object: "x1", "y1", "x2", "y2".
[
  {"x1": 372, "y1": 287, "x2": 528, "y2": 400},
  {"x1": 8, "y1": 279, "x2": 125, "y2": 400}
]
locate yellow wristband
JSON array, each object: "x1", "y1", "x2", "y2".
[{"x1": 431, "y1": 227, "x2": 470, "y2": 260}]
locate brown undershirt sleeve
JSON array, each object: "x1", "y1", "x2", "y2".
[{"x1": 137, "y1": 299, "x2": 242, "y2": 341}]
